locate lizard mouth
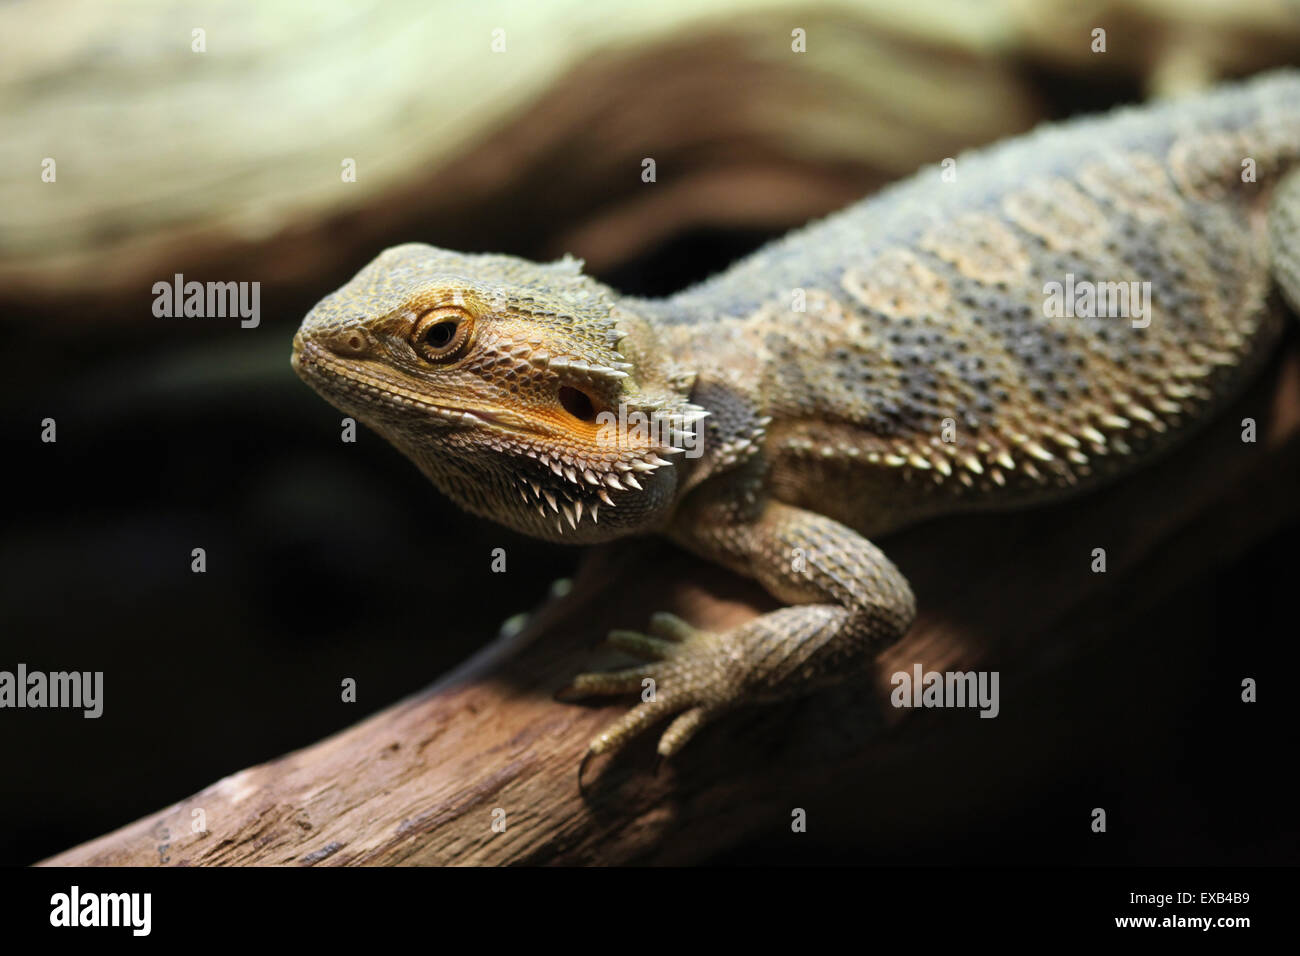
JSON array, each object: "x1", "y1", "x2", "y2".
[
  {"x1": 293, "y1": 339, "x2": 486, "y2": 426},
  {"x1": 292, "y1": 338, "x2": 539, "y2": 435}
]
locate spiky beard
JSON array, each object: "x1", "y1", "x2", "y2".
[{"x1": 399, "y1": 399, "x2": 708, "y2": 541}]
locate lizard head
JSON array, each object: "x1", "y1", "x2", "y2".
[{"x1": 292, "y1": 243, "x2": 706, "y2": 543}]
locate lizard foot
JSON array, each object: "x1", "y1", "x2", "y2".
[
  {"x1": 557, "y1": 561, "x2": 905, "y2": 779},
  {"x1": 556, "y1": 612, "x2": 738, "y2": 769}
]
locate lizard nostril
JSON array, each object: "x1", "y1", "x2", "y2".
[{"x1": 324, "y1": 330, "x2": 369, "y2": 356}]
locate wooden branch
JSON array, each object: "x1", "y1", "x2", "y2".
[{"x1": 41, "y1": 340, "x2": 1300, "y2": 866}]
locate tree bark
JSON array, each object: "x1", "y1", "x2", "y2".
[{"x1": 41, "y1": 340, "x2": 1300, "y2": 866}]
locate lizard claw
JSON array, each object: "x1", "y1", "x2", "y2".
[{"x1": 562, "y1": 614, "x2": 736, "y2": 776}]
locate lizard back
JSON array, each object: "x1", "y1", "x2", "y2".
[{"x1": 649, "y1": 70, "x2": 1300, "y2": 535}]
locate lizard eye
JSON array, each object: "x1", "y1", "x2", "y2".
[{"x1": 413, "y1": 308, "x2": 473, "y2": 362}]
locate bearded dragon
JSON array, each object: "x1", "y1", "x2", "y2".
[{"x1": 292, "y1": 70, "x2": 1300, "y2": 770}]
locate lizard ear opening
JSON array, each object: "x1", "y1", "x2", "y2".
[{"x1": 558, "y1": 385, "x2": 599, "y2": 422}]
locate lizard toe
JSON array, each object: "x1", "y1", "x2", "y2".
[
  {"x1": 656, "y1": 704, "x2": 724, "y2": 758},
  {"x1": 554, "y1": 664, "x2": 654, "y2": 701},
  {"x1": 646, "y1": 612, "x2": 707, "y2": 643},
  {"x1": 603, "y1": 628, "x2": 681, "y2": 661}
]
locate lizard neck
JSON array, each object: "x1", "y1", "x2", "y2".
[{"x1": 625, "y1": 295, "x2": 772, "y2": 501}]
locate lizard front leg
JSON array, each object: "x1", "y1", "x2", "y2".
[{"x1": 558, "y1": 497, "x2": 917, "y2": 765}]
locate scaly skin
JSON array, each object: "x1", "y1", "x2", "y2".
[{"x1": 293, "y1": 70, "x2": 1300, "y2": 768}]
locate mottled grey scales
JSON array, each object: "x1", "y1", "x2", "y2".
[{"x1": 293, "y1": 71, "x2": 1300, "y2": 768}]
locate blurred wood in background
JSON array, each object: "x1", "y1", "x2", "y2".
[{"x1": 5, "y1": 0, "x2": 1298, "y2": 323}]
